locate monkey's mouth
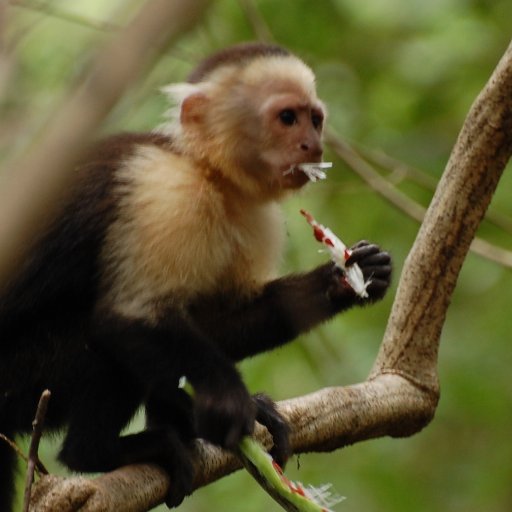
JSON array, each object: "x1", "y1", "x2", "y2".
[{"x1": 283, "y1": 162, "x2": 333, "y2": 183}]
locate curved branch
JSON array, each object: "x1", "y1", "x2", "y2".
[
  {"x1": 30, "y1": 375, "x2": 436, "y2": 512},
  {"x1": 371, "y1": 38, "x2": 512, "y2": 385}
]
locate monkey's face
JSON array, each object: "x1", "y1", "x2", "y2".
[
  {"x1": 177, "y1": 59, "x2": 327, "y2": 200},
  {"x1": 257, "y1": 89, "x2": 326, "y2": 192}
]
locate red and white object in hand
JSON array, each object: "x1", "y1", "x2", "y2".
[{"x1": 301, "y1": 209, "x2": 371, "y2": 299}]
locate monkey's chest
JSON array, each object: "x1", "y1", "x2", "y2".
[{"x1": 101, "y1": 201, "x2": 284, "y2": 320}]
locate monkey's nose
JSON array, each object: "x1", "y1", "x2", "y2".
[{"x1": 300, "y1": 141, "x2": 323, "y2": 160}]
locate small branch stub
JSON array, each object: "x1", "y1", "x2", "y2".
[{"x1": 24, "y1": 390, "x2": 51, "y2": 512}]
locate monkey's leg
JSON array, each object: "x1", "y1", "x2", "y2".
[
  {"x1": 145, "y1": 385, "x2": 195, "y2": 442},
  {"x1": 119, "y1": 429, "x2": 195, "y2": 507},
  {"x1": 58, "y1": 362, "x2": 141, "y2": 472},
  {"x1": 59, "y1": 369, "x2": 194, "y2": 507},
  {"x1": 92, "y1": 313, "x2": 256, "y2": 451},
  {"x1": 252, "y1": 393, "x2": 291, "y2": 467}
]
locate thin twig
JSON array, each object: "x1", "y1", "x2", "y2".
[
  {"x1": 326, "y1": 129, "x2": 430, "y2": 222},
  {"x1": 0, "y1": 432, "x2": 48, "y2": 475},
  {"x1": 358, "y1": 143, "x2": 512, "y2": 234},
  {"x1": 23, "y1": 389, "x2": 51, "y2": 512},
  {"x1": 0, "y1": 432, "x2": 28, "y2": 462},
  {"x1": 325, "y1": 130, "x2": 512, "y2": 268},
  {"x1": 238, "y1": 0, "x2": 275, "y2": 42},
  {"x1": 357, "y1": 144, "x2": 439, "y2": 189}
]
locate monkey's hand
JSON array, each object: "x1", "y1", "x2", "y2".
[
  {"x1": 326, "y1": 241, "x2": 392, "y2": 307},
  {"x1": 345, "y1": 241, "x2": 392, "y2": 302},
  {"x1": 253, "y1": 393, "x2": 291, "y2": 468},
  {"x1": 194, "y1": 371, "x2": 256, "y2": 452}
]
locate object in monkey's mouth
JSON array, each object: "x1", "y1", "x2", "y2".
[
  {"x1": 300, "y1": 209, "x2": 370, "y2": 298},
  {"x1": 285, "y1": 162, "x2": 333, "y2": 182}
]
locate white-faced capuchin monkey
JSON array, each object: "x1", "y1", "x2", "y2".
[{"x1": 0, "y1": 42, "x2": 392, "y2": 509}]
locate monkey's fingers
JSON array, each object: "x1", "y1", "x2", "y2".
[
  {"x1": 346, "y1": 243, "x2": 382, "y2": 266},
  {"x1": 357, "y1": 252, "x2": 392, "y2": 267},
  {"x1": 195, "y1": 385, "x2": 256, "y2": 452},
  {"x1": 253, "y1": 393, "x2": 291, "y2": 468},
  {"x1": 365, "y1": 277, "x2": 391, "y2": 301},
  {"x1": 224, "y1": 417, "x2": 255, "y2": 452},
  {"x1": 154, "y1": 431, "x2": 195, "y2": 508},
  {"x1": 198, "y1": 410, "x2": 253, "y2": 451},
  {"x1": 359, "y1": 266, "x2": 393, "y2": 284},
  {"x1": 349, "y1": 239, "x2": 371, "y2": 250}
]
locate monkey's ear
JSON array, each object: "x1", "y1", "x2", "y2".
[
  {"x1": 180, "y1": 93, "x2": 209, "y2": 125},
  {"x1": 160, "y1": 82, "x2": 209, "y2": 127}
]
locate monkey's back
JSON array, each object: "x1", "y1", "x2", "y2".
[{"x1": 0, "y1": 133, "x2": 172, "y2": 429}]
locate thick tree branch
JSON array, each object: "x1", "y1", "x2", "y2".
[{"x1": 371, "y1": 38, "x2": 512, "y2": 385}]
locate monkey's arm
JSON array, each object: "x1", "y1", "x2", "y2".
[
  {"x1": 193, "y1": 242, "x2": 392, "y2": 361},
  {"x1": 90, "y1": 312, "x2": 291, "y2": 468},
  {"x1": 91, "y1": 313, "x2": 256, "y2": 449}
]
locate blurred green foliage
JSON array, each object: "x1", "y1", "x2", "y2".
[{"x1": 2, "y1": 1, "x2": 512, "y2": 511}]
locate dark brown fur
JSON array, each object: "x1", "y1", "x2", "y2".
[{"x1": 187, "y1": 42, "x2": 290, "y2": 83}]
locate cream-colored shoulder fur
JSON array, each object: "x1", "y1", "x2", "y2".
[{"x1": 100, "y1": 144, "x2": 285, "y2": 320}]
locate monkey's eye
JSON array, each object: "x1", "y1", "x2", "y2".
[
  {"x1": 311, "y1": 113, "x2": 323, "y2": 129},
  {"x1": 279, "y1": 109, "x2": 297, "y2": 126}
]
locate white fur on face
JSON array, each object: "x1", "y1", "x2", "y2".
[{"x1": 157, "y1": 53, "x2": 322, "y2": 156}]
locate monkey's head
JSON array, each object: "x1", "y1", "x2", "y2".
[{"x1": 161, "y1": 43, "x2": 326, "y2": 200}]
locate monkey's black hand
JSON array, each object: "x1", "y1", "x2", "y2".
[
  {"x1": 346, "y1": 240, "x2": 392, "y2": 302},
  {"x1": 253, "y1": 393, "x2": 291, "y2": 468},
  {"x1": 194, "y1": 377, "x2": 256, "y2": 452}
]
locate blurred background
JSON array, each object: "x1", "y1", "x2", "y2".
[{"x1": 2, "y1": 1, "x2": 512, "y2": 511}]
